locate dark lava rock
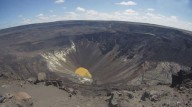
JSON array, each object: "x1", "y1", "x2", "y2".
[
  {"x1": 141, "y1": 90, "x2": 160, "y2": 102},
  {"x1": 107, "y1": 91, "x2": 135, "y2": 107},
  {"x1": 171, "y1": 69, "x2": 192, "y2": 88},
  {"x1": 0, "y1": 95, "x2": 5, "y2": 103},
  {"x1": 141, "y1": 91, "x2": 150, "y2": 101}
]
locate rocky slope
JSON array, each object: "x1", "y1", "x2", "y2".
[{"x1": 1, "y1": 77, "x2": 192, "y2": 107}]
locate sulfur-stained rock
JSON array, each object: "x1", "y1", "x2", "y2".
[{"x1": 37, "y1": 72, "x2": 46, "y2": 82}]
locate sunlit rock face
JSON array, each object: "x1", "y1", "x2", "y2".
[
  {"x1": 41, "y1": 42, "x2": 76, "y2": 75},
  {"x1": 0, "y1": 21, "x2": 192, "y2": 85},
  {"x1": 41, "y1": 42, "x2": 93, "y2": 84}
]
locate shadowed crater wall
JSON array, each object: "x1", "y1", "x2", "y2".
[{"x1": 0, "y1": 21, "x2": 192, "y2": 85}]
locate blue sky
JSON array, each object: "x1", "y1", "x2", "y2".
[{"x1": 0, "y1": 0, "x2": 192, "y2": 31}]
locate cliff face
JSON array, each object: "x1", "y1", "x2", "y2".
[{"x1": 0, "y1": 21, "x2": 192, "y2": 85}]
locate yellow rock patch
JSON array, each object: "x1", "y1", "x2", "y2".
[
  {"x1": 75, "y1": 67, "x2": 92, "y2": 78},
  {"x1": 14, "y1": 92, "x2": 31, "y2": 101}
]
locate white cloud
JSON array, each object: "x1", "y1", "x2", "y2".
[
  {"x1": 76, "y1": 7, "x2": 86, "y2": 12},
  {"x1": 64, "y1": 12, "x2": 78, "y2": 19},
  {"x1": 55, "y1": 0, "x2": 64, "y2": 4},
  {"x1": 22, "y1": 18, "x2": 31, "y2": 24},
  {"x1": 50, "y1": 15, "x2": 57, "y2": 17},
  {"x1": 17, "y1": 15, "x2": 31, "y2": 24},
  {"x1": 37, "y1": 13, "x2": 50, "y2": 21},
  {"x1": 147, "y1": 8, "x2": 155, "y2": 12},
  {"x1": 86, "y1": 10, "x2": 98, "y2": 15},
  {"x1": 124, "y1": 9, "x2": 138, "y2": 15},
  {"x1": 116, "y1": 1, "x2": 137, "y2": 6},
  {"x1": 76, "y1": 7, "x2": 98, "y2": 16}
]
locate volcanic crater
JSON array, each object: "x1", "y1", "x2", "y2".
[{"x1": 0, "y1": 21, "x2": 192, "y2": 86}]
